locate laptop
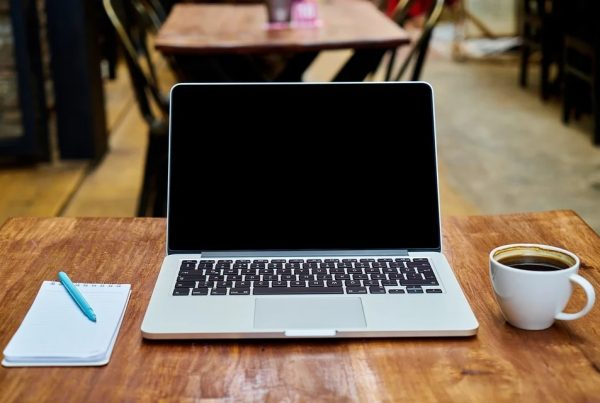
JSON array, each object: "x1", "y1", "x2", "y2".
[{"x1": 141, "y1": 82, "x2": 479, "y2": 339}]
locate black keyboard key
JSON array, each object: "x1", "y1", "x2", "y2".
[
  {"x1": 346, "y1": 287, "x2": 367, "y2": 294},
  {"x1": 289, "y1": 259, "x2": 304, "y2": 263},
  {"x1": 360, "y1": 258, "x2": 375, "y2": 262},
  {"x1": 400, "y1": 278, "x2": 439, "y2": 286},
  {"x1": 230, "y1": 289, "x2": 250, "y2": 295},
  {"x1": 369, "y1": 287, "x2": 386, "y2": 294},
  {"x1": 407, "y1": 288, "x2": 424, "y2": 294},
  {"x1": 211, "y1": 288, "x2": 227, "y2": 295},
  {"x1": 254, "y1": 281, "x2": 269, "y2": 287},
  {"x1": 271, "y1": 259, "x2": 286, "y2": 263},
  {"x1": 413, "y1": 258, "x2": 429, "y2": 262},
  {"x1": 175, "y1": 281, "x2": 196, "y2": 288},
  {"x1": 173, "y1": 288, "x2": 190, "y2": 296},
  {"x1": 177, "y1": 275, "x2": 203, "y2": 282},
  {"x1": 180, "y1": 261, "x2": 197, "y2": 269},
  {"x1": 228, "y1": 274, "x2": 243, "y2": 281},
  {"x1": 426, "y1": 289, "x2": 443, "y2": 293},
  {"x1": 389, "y1": 289, "x2": 406, "y2": 294},
  {"x1": 342, "y1": 259, "x2": 357, "y2": 262},
  {"x1": 234, "y1": 260, "x2": 251, "y2": 264},
  {"x1": 327, "y1": 280, "x2": 342, "y2": 287},
  {"x1": 291, "y1": 281, "x2": 306, "y2": 287},
  {"x1": 395, "y1": 258, "x2": 410, "y2": 262},
  {"x1": 335, "y1": 274, "x2": 351, "y2": 280},
  {"x1": 215, "y1": 281, "x2": 233, "y2": 288},
  {"x1": 324, "y1": 259, "x2": 340, "y2": 263},
  {"x1": 272, "y1": 281, "x2": 287, "y2": 287},
  {"x1": 377, "y1": 258, "x2": 393, "y2": 262},
  {"x1": 370, "y1": 274, "x2": 386, "y2": 280},
  {"x1": 345, "y1": 280, "x2": 361, "y2": 287},
  {"x1": 307, "y1": 259, "x2": 322, "y2": 263},
  {"x1": 236, "y1": 281, "x2": 251, "y2": 288},
  {"x1": 191, "y1": 288, "x2": 209, "y2": 295},
  {"x1": 353, "y1": 274, "x2": 368, "y2": 280},
  {"x1": 363, "y1": 280, "x2": 380, "y2": 287},
  {"x1": 308, "y1": 280, "x2": 324, "y2": 287},
  {"x1": 381, "y1": 279, "x2": 398, "y2": 286},
  {"x1": 254, "y1": 287, "x2": 343, "y2": 295}
]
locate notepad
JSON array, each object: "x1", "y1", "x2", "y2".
[{"x1": 2, "y1": 281, "x2": 131, "y2": 367}]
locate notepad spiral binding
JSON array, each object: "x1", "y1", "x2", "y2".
[{"x1": 49, "y1": 281, "x2": 125, "y2": 287}]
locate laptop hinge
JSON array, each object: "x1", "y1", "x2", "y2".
[{"x1": 198, "y1": 249, "x2": 410, "y2": 257}]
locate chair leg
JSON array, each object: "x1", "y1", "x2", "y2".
[
  {"x1": 593, "y1": 55, "x2": 599, "y2": 145},
  {"x1": 411, "y1": 30, "x2": 432, "y2": 81},
  {"x1": 562, "y1": 72, "x2": 571, "y2": 124},
  {"x1": 541, "y1": 36, "x2": 551, "y2": 100},
  {"x1": 385, "y1": 49, "x2": 397, "y2": 81},
  {"x1": 520, "y1": 41, "x2": 530, "y2": 88},
  {"x1": 137, "y1": 133, "x2": 159, "y2": 217}
]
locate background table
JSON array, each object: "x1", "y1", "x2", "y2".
[
  {"x1": 1, "y1": 210, "x2": 599, "y2": 400},
  {"x1": 155, "y1": 0, "x2": 410, "y2": 81}
]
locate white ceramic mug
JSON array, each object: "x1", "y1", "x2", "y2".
[{"x1": 489, "y1": 244, "x2": 595, "y2": 330}]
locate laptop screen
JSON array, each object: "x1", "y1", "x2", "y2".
[{"x1": 168, "y1": 83, "x2": 440, "y2": 253}]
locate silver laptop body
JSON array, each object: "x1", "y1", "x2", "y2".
[{"x1": 141, "y1": 82, "x2": 479, "y2": 339}]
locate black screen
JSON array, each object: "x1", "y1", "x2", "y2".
[{"x1": 168, "y1": 83, "x2": 440, "y2": 252}]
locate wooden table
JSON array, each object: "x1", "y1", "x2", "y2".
[
  {"x1": 1, "y1": 210, "x2": 599, "y2": 401},
  {"x1": 155, "y1": 0, "x2": 410, "y2": 81}
]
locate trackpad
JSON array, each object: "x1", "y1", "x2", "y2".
[{"x1": 254, "y1": 297, "x2": 367, "y2": 329}]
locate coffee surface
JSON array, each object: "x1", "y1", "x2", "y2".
[{"x1": 497, "y1": 255, "x2": 570, "y2": 272}]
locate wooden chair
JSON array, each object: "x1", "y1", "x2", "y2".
[
  {"x1": 103, "y1": 0, "x2": 170, "y2": 216},
  {"x1": 519, "y1": 0, "x2": 562, "y2": 100},
  {"x1": 561, "y1": 0, "x2": 599, "y2": 145},
  {"x1": 384, "y1": 0, "x2": 445, "y2": 81}
]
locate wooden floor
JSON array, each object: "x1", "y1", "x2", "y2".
[{"x1": 0, "y1": 57, "x2": 476, "y2": 227}]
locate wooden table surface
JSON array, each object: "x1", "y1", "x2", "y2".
[
  {"x1": 155, "y1": 0, "x2": 410, "y2": 55},
  {"x1": 1, "y1": 211, "x2": 599, "y2": 401}
]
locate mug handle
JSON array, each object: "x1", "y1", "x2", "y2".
[{"x1": 555, "y1": 274, "x2": 596, "y2": 321}]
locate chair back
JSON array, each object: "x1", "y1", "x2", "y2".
[
  {"x1": 103, "y1": 0, "x2": 168, "y2": 126},
  {"x1": 385, "y1": 0, "x2": 444, "y2": 81}
]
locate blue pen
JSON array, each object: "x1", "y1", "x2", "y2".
[{"x1": 58, "y1": 271, "x2": 97, "y2": 322}]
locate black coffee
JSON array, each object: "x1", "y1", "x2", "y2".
[{"x1": 497, "y1": 255, "x2": 570, "y2": 272}]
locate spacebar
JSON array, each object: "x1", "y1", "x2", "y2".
[{"x1": 253, "y1": 287, "x2": 344, "y2": 295}]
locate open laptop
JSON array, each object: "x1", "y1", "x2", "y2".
[{"x1": 141, "y1": 82, "x2": 478, "y2": 339}]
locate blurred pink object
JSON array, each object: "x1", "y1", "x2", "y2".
[{"x1": 291, "y1": 0, "x2": 321, "y2": 26}]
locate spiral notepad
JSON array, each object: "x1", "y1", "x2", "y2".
[{"x1": 2, "y1": 281, "x2": 131, "y2": 367}]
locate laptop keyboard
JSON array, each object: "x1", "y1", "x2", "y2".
[{"x1": 173, "y1": 258, "x2": 442, "y2": 296}]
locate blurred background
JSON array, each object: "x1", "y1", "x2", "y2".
[{"x1": 0, "y1": 0, "x2": 598, "y2": 232}]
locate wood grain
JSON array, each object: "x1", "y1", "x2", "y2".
[
  {"x1": 155, "y1": 0, "x2": 410, "y2": 55},
  {"x1": 0, "y1": 211, "x2": 599, "y2": 401}
]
